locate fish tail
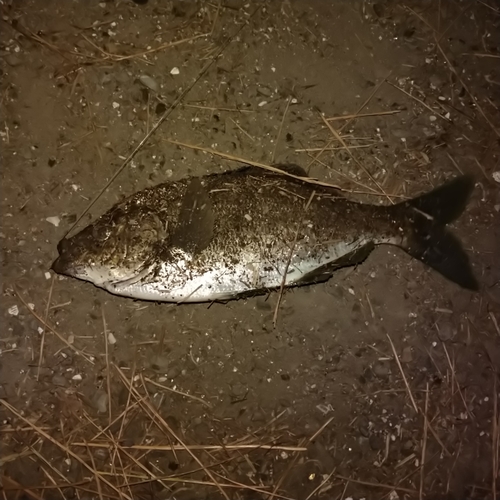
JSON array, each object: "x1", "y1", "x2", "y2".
[{"x1": 400, "y1": 175, "x2": 478, "y2": 290}]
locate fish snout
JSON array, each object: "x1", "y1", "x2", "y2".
[
  {"x1": 57, "y1": 238, "x2": 71, "y2": 255},
  {"x1": 51, "y1": 255, "x2": 69, "y2": 275},
  {"x1": 51, "y1": 239, "x2": 73, "y2": 276}
]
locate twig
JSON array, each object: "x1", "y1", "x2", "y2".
[
  {"x1": 210, "y1": 1, "x2": 222, "y2": 36},
  {"x1": 446, "y1": 152, "x2": 463, "y2": 174},
  {"x1": 74, "y1": 441, "x2": 307, "y2": 452},
  {"x1": 435, "y1": 40, "x2": 500, "y2": 139},
  {"x1": 332, "y1": 474, "x2": 416, "y2": 494},
  {"x1": 101, "y1": 306, "x2": 112, "y2": 424},
  {"x1": 14, "y1": 286, "x2": 94, "y2": 364},
  {"x1": 305, "y1": 467, "x2": 337, "y2": 500},
  {"x1": 296, "y1": 144, "x2": 373, "y2": 152},
  {"x1": 386, "y1": 81, "x2": 450, "y2": 122},
  {"x1": 185, "y1": 104, "x2": 254, "y2": 113},
  {"x1": 0, "y1": 475, "x2": 45, "y2": 500},
  {"x1": 0, "y1": 400, "x2": 131, "y2": 500},
  {"x1": 82, "y1": 32, "x2": 209, "y2": 63},
  {"x1": 308, "y1": 416, "x2": 334, "y2": 443},
  {"x1": 420, "y1": 383, "x2": 429, "y2": 500},
  {"x1": 490, "y1": 313, "x2": 500, "y2": 337},
  {"x1": 326, "y1": 110, "x2": 401, "y2": 121},
  {"x1": 307, "y1": 72, "x2": 391, "y2": 169},
  {"x1": 37, "y1": 275, "x2": 55, "y2": 380},
  {"x1": 165, "y1": 138, "x2": 350, "y2": 191},
  {"x1": 442, "y1": 342, "x2": 473, "y2": 419},
  {"x1": 467, "y1": 53, "x2": 500, "y2": 59},
  {"x1": 113, "y1": 366, "x2": 230, "y2": 500},
  {"x1": 272, "y1": 96, "x2": 292, "y2": 163},
  {"x1": 493, "y1": 376, "x2": 498, "y2": 500},
  {"x1": 387, "y1": 334, "x2": 418, "y2": 412},
  {"x1": 144, "y1": 377, "x2": 211, "y2": 407},
  {"x1": 229, "y1": 117, "x2": 255, "y2": 142},
  {"x1": 319, "y1": 113, "x2": 393, "y2": 203},
  {"x1": 66, "y1": 7, "x2": 261, "y2": 238}
]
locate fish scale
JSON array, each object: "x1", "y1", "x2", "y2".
[{"x1": 52, "y1": 166, "x2": 478, "y2": 302}]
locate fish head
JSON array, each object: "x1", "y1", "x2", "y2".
[{"x1": 51, "y1": 207, "x2": 166, "y2": 287}]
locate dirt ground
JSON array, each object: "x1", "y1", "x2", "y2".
[{"x1": 1, "y1": 1, "x2": 500, "y2": 499}]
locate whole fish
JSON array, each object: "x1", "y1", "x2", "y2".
[{"x1": 52, "y1": 165, "x2": 478, "y2": 302}]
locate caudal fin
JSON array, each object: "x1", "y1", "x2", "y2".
[{"x1": 401, "y1": 176, "x2": 478, "y2": 290}]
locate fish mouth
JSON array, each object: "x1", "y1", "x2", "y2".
[
  {"x1": 51, "y1": 239, "x2": 80, "y2": 277},
  {"x1": 51, "y1": 255, "x2": 75, "y2": 277}
]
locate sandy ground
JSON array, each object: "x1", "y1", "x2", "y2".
[{"x1": 1, "y1": 1, "x2": 500, "y2": 499}]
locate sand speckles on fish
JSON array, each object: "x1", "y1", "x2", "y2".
[{"x1": 52, "y1": 165, "x2": 478, "y2": 302}]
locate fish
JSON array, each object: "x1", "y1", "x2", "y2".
[{"x1": 51, "y1": 165, "x2": 478, "y2": 302}]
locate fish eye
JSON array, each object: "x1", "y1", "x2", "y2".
[{"x1": 57, "y1": 238, "x2": 70, "y2": 255}]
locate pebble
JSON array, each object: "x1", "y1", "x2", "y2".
[
  {"x1": 8, "y1": 305, "x2": 19, "y2": 316},
  {"x1": 51, "y1": 374, "x2": 67, "y2": 387},
  {"x1": 94, "y1": 448, "x2": 108, "y2": 461},
  {"x1": 390, "y1": 128, "x2": 407, "y2": 139},
  {"x1": 372, "y1": 361, "x2": 390, "y2": 379},
  {"x1": 257, "y1": 86, "x2": 272, "y2": 97},
  {"x1": 401, "y1": 346, "x2": 413, "y2": 363},
  {"x1": 93, "y1": 391, "x2": 108, "y2": 413},
  {"x1": 358, "y1": 416, "x2": 370, "y2": 437},
  {"x1": 5, "y1": 55, "x2": 21, "y2": 67},
  {"x1": 139, "y1": 75, "x2": 159, "y2": 93},
  {"x1": 170, "y1": 67, "x2": 180, "y2": 75},
  {"x1": 369, "y1": 433, "x2": 384, "y2": 451},
  {"x1": 167, "y1": 365, "x2": 181, "y2": 379},
  {"x1": 429, "y1": 74, "x2": 444, "y2": 89},
  {"x1": 46, "y1": 216, "x2": 61, "y2": 227},
  {"x1": 402, "y1": 439, "x2": 415, "y2": 454},
  {"x1": 37, "y1": 367, "x2": 53, "y2": 378},
  {"x1": 437, "y1": 323, "x2": 456, "y2": 341}
]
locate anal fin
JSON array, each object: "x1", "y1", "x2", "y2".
[{"x1": 294, "y1": 242, "x2": 375, "y2": 285}]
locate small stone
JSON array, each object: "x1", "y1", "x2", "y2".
[
  {"x1": 493, "y1": 171, "x2": 500, "y2": 183},
  {"x1": 429, "y1": 74, "x2": 443, "y2": 89},
  {"x1": 107, "y1": 332, "x2": 117, "y2": 345},
  {"x1": 155, "y1": 102, "x2": 167, "y2": 115},
  {"x1": 369, "y1": 433, "x2": 384, "y2": 451},
  {"x1": 72, "y1": 374, "x2": 82, "y2": 381},
  {"x1": 93, "y1": 391, "x2": 108, "y2": 413},
  {"x1": 257, "y1": 86, "x2": 272, "y2": 97},
  {"x1": 52, "y1": 375, "x2": 67, "y2": 387},
  {"x1": 94, "y1": 448, "x2": 108, "y2": 461},
  {"x1": 372, "y1": 361, "x2": 390, "y2": 379},
  {"x1": 138, "y1": 75, "x2": 159, "y2": 93},
  {"x1": 112, "y1": 102, "x2": 120, "y2": 109},
  {"x1": 402, "y1": 439, "x2": 415, "y2": 454},
  {"x1": 8, "y1": 305, "x2": 19, "y2": 316},
  {"x1": 5, "y1": 55, "x2": 22, "y2": 67},
  {"x1": 167, "y1": 365, "x2": 181, "y2": 379},
  {"x1": 358, "y1": 416, "x2": 370, "y2": 437},
  {"x1": 170, "y1": 67, "x2": 180, "y2": 75},
  {"x1": 401, "y1": 346, "x2": 413, "y2": 363},
  {"x1": 437, "y1": 323, "x2": 455, "y2": 341},
  {"x1": 46, "y1": 216, "x2": 61, "y2": 227}
]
